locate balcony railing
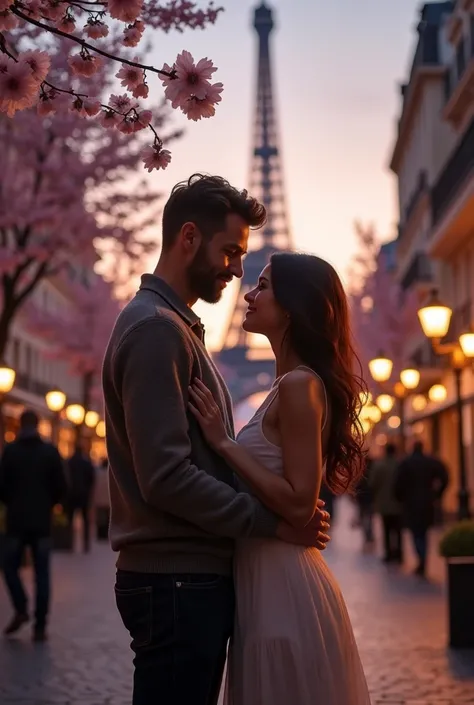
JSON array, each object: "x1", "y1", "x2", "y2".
[
  {"x1": 400, "y1": 253, "x2": 433, "y2": 291},
  {"x1": 403, "y1": 171, "x2": 428, "y2": 225},
  {"x1": 431, "y1": 117, "x2": 474, "y2": 225}
]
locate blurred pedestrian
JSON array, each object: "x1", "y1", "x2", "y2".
[
  {"x1": 355, "y1": 456, "x2": 374, "y2": 547},
  {"x1": 94, "y1": 456, "x2": 110, "y2": 541},
  {"x1": 0, "y1": 409, "x2": 67, "y2": 641},
  {"x1": 369, "y1": 443, "x2": 403, "y2": 563},
  {"x1": 395, "y1": 441, "x2": 448, "y2": 577},
  {"x1": 66, "y1": 443, "x2": 95, "y2": 553}
]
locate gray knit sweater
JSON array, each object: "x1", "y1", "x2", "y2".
[{"x1": 102, "y1": 274, "x2": 278, "y2": 575}]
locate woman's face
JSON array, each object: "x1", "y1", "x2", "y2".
[{"x1": 242, "y1": 264, "x2": 288, "y2": 336}]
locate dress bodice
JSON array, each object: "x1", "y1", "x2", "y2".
[{"x1": 236, "y1": 367, "x2": 328, "y2": 478}]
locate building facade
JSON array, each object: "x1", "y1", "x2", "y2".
[
  {"x1": 2, "y1": 265, "x2": 106, "y2": 461},
  {"x1": 389, "y1": 0, "x2": 474, "y2": 515}
]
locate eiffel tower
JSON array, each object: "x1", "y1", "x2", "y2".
[{"x1": 214, "y1": 2, "x2": 292, "y2": 406}]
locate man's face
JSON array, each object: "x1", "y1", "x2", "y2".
[{"x1": 187, "y1": 213, "x2": 249, "y2": 303}]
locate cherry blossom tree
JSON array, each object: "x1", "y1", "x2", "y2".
[
  {"x1": 0, "y1": 0, "x2": 224, "y2": 169},
  {"x1": 28, "y1": 275, "x2": 120, "y2": 409},
  {"x1": 349, "y1": 223, "x2": 419, "y2": 385},
  {"x1": 0, "y1": 32, "x2": 178, "y2": 363}
]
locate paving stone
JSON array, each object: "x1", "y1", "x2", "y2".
[{"x1": 0, "y1": 498, "x2": 473, "y2": 704}]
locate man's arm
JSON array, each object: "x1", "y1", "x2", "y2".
[{"x1": 114, "y1": 317, "x2": 278, "y2": 539}]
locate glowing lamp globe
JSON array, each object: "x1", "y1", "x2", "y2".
[
  {"x1": 65, "y1": 403, "x2": 85, "y2": 425},
  {"x1": 387, "y1": 415, "x2": 401, "y2": 429},
  {"x1": 376, "y1": 394, "x2": 395, "y2": 414},
  {"x1": 367, "y1": 405, "x2": 382, "y2": 424},
  {"x1": 412, "y1": 394, "x2": 427, "y2": 412},
  {"x1": 368, "y1": 352, "x2": 393, "y2": 383},
  {"x1": 0, "y1": 364, "x2": 15, "y2": 394},
  {"x1": 45, "y1": 389, "x2": 66, "y2": 413},
  {"x1": 96, "y1": 420, "x2": 106, "y2": 438},
  {"x1": 85, "y1": 410, "x2": 100, "y2": 429},
  {"x1": 400, "y1": 368, "x2": 420, "y2": 390},
  {"x1": 428, "y1": 384, "x2": 447, "y2": 403},
  {"x1": 459, "y1": 332, "x2": 474, "y2": 358},
  {"x1": 418, "y1": 289, "x2": 452, "y2": 340}
]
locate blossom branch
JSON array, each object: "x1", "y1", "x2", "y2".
[{"x1": 11, "y1": 7, "x2": 174, "y2": 77}]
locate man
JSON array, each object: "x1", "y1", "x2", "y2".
[
  {"x1": 67, "y1": 443, "x2": 96, "y2": 552},
  {"x1": 369, "y1": 443, "x2": 403, "y2": 563},
  {"x1": 395, "y1": 440, "x2": 448, "y2": 577},
  {"x1": 0, "y1": 409, "x2": 67, "y2": 641},
  {"x1": 102, "y1": 174, "x2": 330, "y2": 705}
]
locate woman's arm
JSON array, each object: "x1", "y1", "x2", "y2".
[{"x1": 214, "y1": 370, "x2": 325, "y2": 528}]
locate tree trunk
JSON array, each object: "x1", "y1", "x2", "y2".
[
  {"x1": 0, "y1": 301, "x2": 15, "y2": 363},
  {"x1": 76, "y1": 371, "x2": 94, "y2": 447}
]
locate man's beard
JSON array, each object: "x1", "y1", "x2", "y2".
[{"x1": 188, "y1": 244, "x2": 231, "y2": 304}]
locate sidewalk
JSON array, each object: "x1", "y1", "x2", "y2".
[{"x1": 0, "y1": 499, "x2": 473, "y2": 704}]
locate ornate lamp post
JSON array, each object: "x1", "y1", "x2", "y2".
[
  {"x1": 368, "y1": 354, "x2": 420, "y2": 453},
  {"x1": 0, "y1": 362, "x2": 15, "y2": 450},
  {"x1": 45, "y1": 388, "x2": 66, "y2": 446},
  {"x1": 65, "y1": 403, "x2": 85, "y2": 443},
  {"x1": 418, "y1": 288, "x2": 471, "y2": 519}
]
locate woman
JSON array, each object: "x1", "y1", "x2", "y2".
[{"x1": 189, "y1": 252, "x2": 371, "y2": 705}]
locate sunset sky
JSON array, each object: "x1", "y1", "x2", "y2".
[{"x1": 145, "y1": 0, "x2": 420, "y2": 349}]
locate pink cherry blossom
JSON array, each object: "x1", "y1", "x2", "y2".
[
  {"x1": 40, "y1": 0, "x2": 64, "y2": 21},
  {"x1": 71, "y1": 97, "x2": 101, "y2": 117},
  {"x1": 107, "y1": 0, "x2": 143, "y2": 24},
  {"x1": 161, "y1": 50, "x2": 216, "y2": 109},
  {"x1": 56, "y1": 15, "x2": 76, "y2": 33},
  {"x1": 131, "y1": 82, "x2": 148, "y2": 99},
  {"x1": 22, "y1": 0, "x2": 42, "y2": 18},
  {"x1": 99, "y1": 109, "x2": 120, "y2": 128},
  {"x1": 131, "y1": 109, "x2": 152, "y2": 131},
  {"x1": 84, "y1": 19, "x2": 109, "y2": 39},
  {"x1": 141, "y1": 143, "x2": 171, "y2": 172},
  {"x1": 37, "y1": 92, "x2": 57, "y2": 116},
  {"x1": 108, "y1": 93, "x2": 133, "y2": 113},
  {"x1": 21, "y1": 50, "x2": 51, "y2": 85},
  {"x1": 117, "y1": 118, "x2": 134, "y2": 134},
  {"x1": 69, "y1": 53, "x2": 102, "y2": 77},
  {"x1": 0, "y1": 0, "x2": 12, "y2": 11},
  {"x1": 0, "y1": 59, "x2": 38, "y2": 118},
  {"x1": 181, "y1": 82, "x2": 223, "y2": 121},
  {"x1": 0, "y1": 9, "x2": 18, "y2": 30},
  {"x1": 116, "y1": 61, "x2": 144, "y2": 90},
  {"x1": 123, "y1": 20, "x2": 144, "y2": 47}
]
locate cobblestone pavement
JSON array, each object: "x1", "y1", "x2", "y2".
[{"x1": 0, "y1": 499, "x2": 473, "y2": 704}]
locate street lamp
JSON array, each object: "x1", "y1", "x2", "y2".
[
  {"x1": 368, "y1": 351, "x2": 393, "y2": 383},
  {"x1": 418, "y1": 288, "x2": 452, "y2": 342},
  {"x1": 417, "y1": 288, "x2": 470, "y2": 519},
  {"x1": 412, "y1": 394, "x2": 428, "y2": 412},
  {"x1": 45, "y1": 388, "x2": 66, "y2": 446},
  {"x1": 95, "y1": 420, "x2": 106, "y2": 438},
  {"x1": 84, "y1": 410, "x2": 100, "y2": 429},
  {"x1": 428, "y1": 384, "x2": 447, "y2": 403},
  {"x1": 66, "y1": 403, "x2": 85, "y2": 426},
  {"x1": 400, "y1": 368, "x2": 420, "y2": 390},
  {"x1": 0, "y1": 364, "x2": 15, "y2": 396},
  {"x1": 376, "y1": 394, "x2": 395, "y2": 414},
  {"x1": 0, "y1": 362, "x2": 15, "y2": 450}
]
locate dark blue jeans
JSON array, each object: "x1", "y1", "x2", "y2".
[
  {"x1": 115, "y1": 570, "x2": 234, "y2": 705},
  {"x1": 2, "y1": 535, "x2": 51, "y2": 628}
]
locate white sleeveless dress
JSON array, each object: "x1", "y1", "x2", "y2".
[{"x1": 224, "y1": 370, "x2": 371, "y2": 705}]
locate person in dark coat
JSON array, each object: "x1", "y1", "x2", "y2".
[
  {"x1": 354, "y1": 456, "x2": 375, "y2": 546},
  {"x1": 0, "y1": 409, "x2": 67, "y2": 641},
  {"x1": 66, "y1": 444, "x2": 96, "y2": 553},
  {"x1": 395, "y1": 441, "x2": 448, "y2": 577}
]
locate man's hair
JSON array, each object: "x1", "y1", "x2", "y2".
[
  {"x1": 20, "y1": 409, "x2": 39, "y2": 429},
  {"x1": 161, "y1": 173, "x2": 266, "y2": 250}
]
